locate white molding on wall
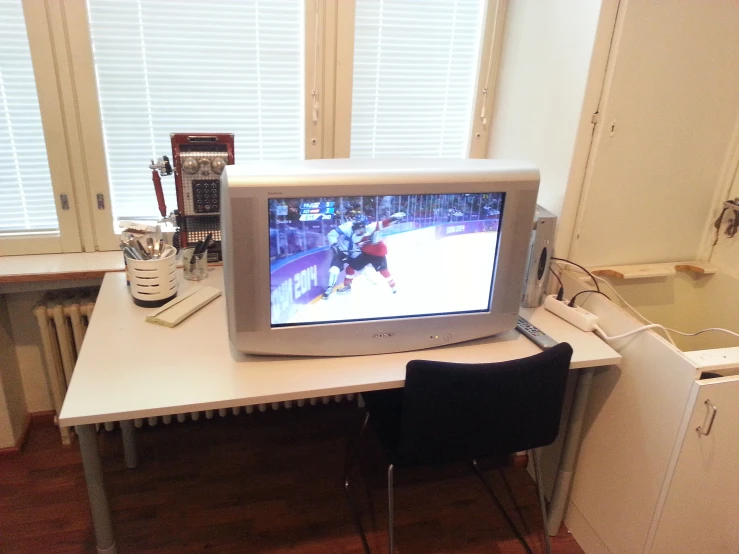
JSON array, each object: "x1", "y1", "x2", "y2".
[
  {"x1": 557, "y1": 0, "x2": 622, "y2": 258},
  {"x1": 469, "y1": 0, "x2": 507, "y2": 159}
]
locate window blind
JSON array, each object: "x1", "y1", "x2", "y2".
[
  {"x1": 350, "y1": 0, "x2": 486, "y2": 159},
  {"x1": 87, "y1": 0, "x2": 304, "y2": 222},
  {"x1": 0, "y1": 0, "x2": 58, "y2": 234}
]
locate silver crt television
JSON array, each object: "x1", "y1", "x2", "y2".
[{"x1": 221, "y1": 159, "x2": 539, "y2": 356}]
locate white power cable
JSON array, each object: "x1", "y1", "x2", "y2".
[
  {"x1": 665, "y1": 326, "x2": 739, "y2": 340},
  {"x1": 557, "y1": 266, "x2": 739, "y2": 346},
  {"x1": 590, "y1": 275, "x2": 677, "y2": 345},
  {"x1": 551, "y1": 261, "x2": 676, "y2": 344},
  {"x1": 595, "y1": 323, "x2": 739, "y2": 343},
  {"x1": 594, "y1": 324, "x2": 665, "y2": 342}
]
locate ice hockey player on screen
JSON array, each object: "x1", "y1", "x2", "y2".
[{"x1": 322, "y1": 212, "x2": 406, "y2": 299}]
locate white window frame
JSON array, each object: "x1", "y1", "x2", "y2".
[
  {"x1": 3, "y1": 0, "x2": 505, "y2": 255},
  {"x1": 0, "y1": 0, "x2": 85, "y2": 256},
  {"x1": 62, "y1": 0, "x2": 326, "y2": 251},
  {"x1": 332, "y1": 0, "x2": 506, "y2": 160}
]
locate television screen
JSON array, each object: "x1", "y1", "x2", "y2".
[{"x1": 268, "y1": 192, "x2": 505, "y2": 326}]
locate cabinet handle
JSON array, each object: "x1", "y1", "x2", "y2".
[{"x1": 696, "y1": 400, "x2": 717, "y2": 436}]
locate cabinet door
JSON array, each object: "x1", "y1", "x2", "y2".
[{"x1": 650, "y1": 376, "x2": 739, "y2": 554}]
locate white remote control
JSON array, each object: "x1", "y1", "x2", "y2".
[{"x1": 516, "y1": 316, "x2": 559, "y2": 349}]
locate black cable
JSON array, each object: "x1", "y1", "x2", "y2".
[
  {"x1": 548, "y1": 266, "x2": 564, "y2": 301},
  {"x1": 551, "y1": 257, "x2": 600, "y2": 292},
  {"x1": 548, "y1": 265, "x2": 563, "y2": 289},
  {"x1": 568, "y1": 289, "x2": 611, "y2": 307}
]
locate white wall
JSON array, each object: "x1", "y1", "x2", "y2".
[
  {"x1": 569, "y1": 0, "x2": 739, "y2": 267},
  {"x1": 486, "y1": 0, "x2": 604, "y2": 220}
]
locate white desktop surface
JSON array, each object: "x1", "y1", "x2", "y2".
[{"x1": 59, "y1": 268, "x2": 620, "y2": 427}]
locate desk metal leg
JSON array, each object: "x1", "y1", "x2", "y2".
[
  {"x1": 76, "y1": 424, "x2": 118, "y2": 554},
  {"x1": 120, "y1": 420, "x2": 138, "y2": 469},
  {"x1": 547, "y1": 367, "x2": 594, "y2": 536}
]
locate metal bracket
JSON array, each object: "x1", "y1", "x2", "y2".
[
  {"x1": 149, "y1": 156, "x2": 172, "y2": 176},
  {"x1": 60, "y1": 194, "x2": 70, "y2": 210},
  {"x1": 96, "y1": 193, "x2": 105, "y2": 210},
  {"x1": 724, "y1": 198, "x2": 739, "y2": 238}
]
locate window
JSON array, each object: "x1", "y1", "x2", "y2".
[
  {"x1": 6, "y1": 0, "x2": 502, "y2": 255},
  {"x1": 349, "y1": 0, "x2": 487, "y2": 158},
  {"x1": 0, "y1": 0, "x2": 58, "y2": 235},
  {"x1": 86, "y1": 0, "x2": 304, "y2": 222}
]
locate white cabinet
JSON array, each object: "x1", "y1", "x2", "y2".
[
  {"x1": 562, "y1": 283, "x2": 739, "y2": 554},
  {"x1": 648, "y1": 376, "x2": 739, "y2": 554}
]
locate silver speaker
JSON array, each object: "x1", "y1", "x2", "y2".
[{"x1": 521, "y1": 205, "x2": 557, "y2": 308}]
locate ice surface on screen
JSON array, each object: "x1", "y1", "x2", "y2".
[{"x1": 269, "y1": 192, "x2": 504, "y2": 326}]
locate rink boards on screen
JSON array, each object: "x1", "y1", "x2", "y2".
[{"x1": 269, "y1": 220, "x2": 500, "y2": 326}]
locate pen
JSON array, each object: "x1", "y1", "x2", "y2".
[
  {"x1": 190, "y1": 241, "x2": 204, "y2": 266},
  {"x1": 200, "y1": 233, "x2": 213, "y2": 253}
]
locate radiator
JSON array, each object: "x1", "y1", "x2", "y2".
[
  {"x1": 34, "y1": 292, "x2": 359, "y2": 445},
  {"x1": 34, "y1": 291, "x2": 97, "y2": 444}
]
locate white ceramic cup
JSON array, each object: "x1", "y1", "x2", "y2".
[{"x1": 127, "y1": 246, "x2": 178, "y2": 307}]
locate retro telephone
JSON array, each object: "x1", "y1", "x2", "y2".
[{"x1": 167, "y1": 133, "x2": 234, "y2": 262}]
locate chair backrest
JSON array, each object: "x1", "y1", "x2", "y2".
[{"x1": 395, "y1": 342, "x2": 573, "y2": 466}]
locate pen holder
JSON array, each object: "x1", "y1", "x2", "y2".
[
  {"x1": 182, "y1": 247, "x2": 208, "y2": 281},
  {"x1": 127, "y1": 246, "x2": 178, "y2": 307}
]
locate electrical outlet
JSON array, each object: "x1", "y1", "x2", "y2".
[{"x1": 543, "y1": 295, "x2": 600, "y2": 332}]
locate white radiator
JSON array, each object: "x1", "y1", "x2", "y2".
[
  {"x1": 34, "y1": 291, "x2": 97, "y2": 444},
  {"x1": 34, "y1": 292, "x2": 358, "y2": 444}
]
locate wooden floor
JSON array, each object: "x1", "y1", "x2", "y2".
[{"x1": 0, "y1": 404, "x2": 584, "y2": 554}]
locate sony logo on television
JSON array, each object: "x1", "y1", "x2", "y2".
[
  {"x1": 267, "y1": 192, "x2": 283, "y2": 196},
  {"x1": 372, "y1": 333, "x2": 394, "y2": 339}
]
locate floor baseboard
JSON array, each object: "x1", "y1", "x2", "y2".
[{"x1": 0, "y1": 411, "x2": 56, "y2": 458}]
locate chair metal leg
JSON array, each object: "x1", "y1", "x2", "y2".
[
  {"x1": 344, "y1": 411, "x2": 370, "y2": 480},
  {"x1": 497, "y1": 465, "x2": 531, "y2": 539},
  {"x1": 532, "y1": 448, "x2": 552, "y2": 554},
  {"x1": 344, "y1": 412, "x2": 372, "y2": 554},
  {"x1": 387, "y1": 464, "x2": 395, "y2": 554},
  {"x1": 472, "y1": 459, "x2": 534, "y2": 554}
]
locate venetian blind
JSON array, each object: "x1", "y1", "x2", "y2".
[
  {"x1": 0, "y1": 0, "x2": 58, "y2": 234},
  {"x1": 87, "y1": 0, "x2": 304, "y2": 221},
  {"x1": 350, "y1": 0, "x2": 486, "y2": 158}
]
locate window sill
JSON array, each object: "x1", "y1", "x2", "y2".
[{"x1": 0, "y1": 251, "x2": 124, "y2": 285}]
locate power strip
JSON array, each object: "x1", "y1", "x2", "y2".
[{"x1": 543, "y1": 295, "x2": 600, "y2": 332}]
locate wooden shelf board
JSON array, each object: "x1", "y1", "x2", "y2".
[{"x1": 592, "y1": 261, "x2": 717, "y2": 280}]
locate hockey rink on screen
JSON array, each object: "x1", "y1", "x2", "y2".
[{"x1": 286, "y1": 228, "x2": 498, "y2": 325}]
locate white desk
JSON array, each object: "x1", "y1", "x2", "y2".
[{"x1": 60, "y1": 268, "x2": 620, "y2": 554}]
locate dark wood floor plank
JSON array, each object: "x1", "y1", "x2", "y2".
[{"x1": 0, "y1": 403, "x2": 583, "y2": 554}]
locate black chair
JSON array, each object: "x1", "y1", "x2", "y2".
[{"x1": 343, "y1": 342, "x2": 573, "y2": 554}]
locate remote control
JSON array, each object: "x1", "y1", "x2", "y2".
[{"x1": 516, "y1": 316, "x2": 559, "y2": 349}]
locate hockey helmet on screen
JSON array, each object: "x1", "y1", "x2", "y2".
[{"x1": 352, "y1": 216, "x2": 369, "y2": 233}]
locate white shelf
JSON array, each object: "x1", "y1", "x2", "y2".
[
  {"x1": 0, "y1": 251, "x2": 124, "y2": 284},
  {"x1": 591, "y1": 261, "x2": 717, "y2": 280}
]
